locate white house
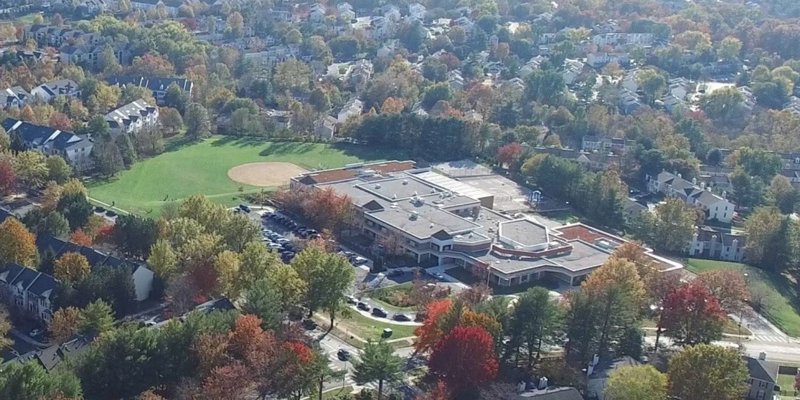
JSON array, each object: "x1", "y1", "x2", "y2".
[
  {"x1": 648, "y1": 170, "x2": 735, "y2": 223},
  {"x1": 0, "y1": 263, "x2": 57, "y2": 324},
  {"x1": 104, "y1": 99, "x2": 159, "y2": 136},
  {"x1": 688, "y1": 227, "x2": 745, "y2": 262},
  {"x1": 338, "y1": 97, "x2": 363, "y2": 123}
]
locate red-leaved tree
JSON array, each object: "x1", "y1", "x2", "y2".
[
  {"x1": 496, "y1": 142, "x2": 524, "y2": 168},
  {"x1": 69, "y1": 229, "x2": 93, "y2": 246},
  {"x1": 414, "y1": 299, "x2": 453, "y2": 353},
  {"x1": 428, "y1": 326, "x2": 498, "y2": 396},
  {"x1": 662, "y1": 281, "x2": 726, "y2": 346},
  {"x1": 0, "y1": 158, "x2": 15, "y2": 195},
  {"x1": 199, "y1": 362, "x2": 251, "y2": 400}
]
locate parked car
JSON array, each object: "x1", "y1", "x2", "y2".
[
  {"x1": 387, "y1": 269, "x2": 404, "y2": 277},
  {"x1": 239, "y1": 204, "x2": 251, "y2": 213},
  {"x1": 371, "y1": 307, "x2": 388, "y2": 318},
  {"x1": 357, "y1": 302, "x2": 370, "y2": 311},
  {"x1": 352, "y1": 256, "x2": 369, "y2": 265},
  {"x1": 346, "y1": 296, "x2": 358, "y2": 305},
  {"x1": 393, "y1": 314, "x2": 411, "y2": 322},
  {"x1": 29, "y1": 328, "x2": 42, "y2": 338},
  {"x1": 337, "y1": 348, "x2": 351, "y2": 361}
]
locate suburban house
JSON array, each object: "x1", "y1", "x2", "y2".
[
  {"x1": 581, "y1": 136, "x2": 634, "y2": 154},
  {"x1": 1, "y1": 118, "x2": 94, "y2": 172},
  {"x1": 30, "y1": 79, "x2": 80, "y2": 103},
  {"x1": 2, "y1": 334, "x2": 92, "y2": 371},
  {"x1": 688, "y1": 226, "x2": 745, "y2": 262},
  {"x1": 291, "y1": 162, "x2": 682, "y2": 287},
  {"x1": 314, "y1": 115, "x2": 337, "y2": 140},
  {"x1": 104, "y1": 99, "x2": 159, "y2": 136},
  {"x1": 0, "y1": 86, "x2": 30, "y2": 109},
  {"x1": 130, "y1": 0, "x2": 182, "y2": 16},
  {"x1": 744, "y1": 355, "x2": 780, "y2": 400},
  {"x1": 337, "y1": 97, "x2": 364, "y2": 124},
  {"x1": 0, "y1": 263, "x2": 58, "y2": 324},
  {"x1": 106, "y1": 76, "x2": 193, "y2": 106},
  {"x1": 36, "y1": 234, "x2": 155, "y2": 302},
  {"x1": 648, "y1": 170, "x2": 736, "y2": 223},
  {"x1": 586, "y1": 52, "x2": 630, "y2": 68}
]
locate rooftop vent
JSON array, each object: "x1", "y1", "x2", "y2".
[
  {"x1": 402, "y1": 179, "x2": 408, "y2": 185},
  {"x1": 409, "y1": 211, "x2": 418, "y2": 221},
  {"x1": 375, "y1": 184, "x2": 381, "y2": 189}
]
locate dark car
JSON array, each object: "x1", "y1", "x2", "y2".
[
  {"x1": 94, "y1": 206, "x2": 106, "y2": 213},
  {"x1": 371, "y1": 307, "x2": 388, "y2": 318},
  {"x1": 387, "y1": 269, "x2": 404, "y2": 277},
  {"x1": 392, "y1": 313, "x2": 411, "y2": 322},
  {"x1": 337, "y1": 348, "x2": 351, "y2": 361},
  {"x1": 357, "y1": 302, "x2": 370, "y2": 311},
  {"x1": 239, "y1": 204, "x2": 251, "y2": 213}
]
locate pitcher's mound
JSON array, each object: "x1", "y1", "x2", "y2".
[{"x1": 227, "y1": 162, "x2": 308, "y2": 187}]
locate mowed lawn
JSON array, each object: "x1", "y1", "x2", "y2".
[
  {"x1": 88, "y1": 136, "x2": 404, "y2": 216},
  {"x1": 685, "y1": 258, "x2": 800, "y2": 337}
]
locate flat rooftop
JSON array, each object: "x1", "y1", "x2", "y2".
[
  {"x1": 499, "y1": 219, "x2": 550, "y2": 249},
  {"x1": 414, "y1": 170, "x2": 493, "y2": 200},
  {"x1": 295, "y1": 160, "x2": 416, "y2": 185},
  {"x1": 545, "y1": 240, "x2": 612, "y2": 272},
  {"x1": 478, "y1": 239, "x2": 612, "y2": 276},
  {"x1": 367, "y1": 200, "x2": 481, "y2": 239},
  {"x1": 431, "y1": 160, "x2": 494, "y2": 177},
  {"x1": 356, "y1": 176, "x2": 440, "y2": 201}
]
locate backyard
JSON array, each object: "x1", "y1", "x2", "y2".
[
  {"x1": 685, "y1": 258, "x2": 800, "y2": 337},
  {"x1": 88, "y1": 136, "x2": 405, "y2": 215}
]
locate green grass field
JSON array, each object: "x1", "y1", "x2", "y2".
[
  {"x1": 88, "y1": 137, "x2": 405, "y2": 216},
  {"x1": 685, "y1": 258, "x2": 800, "y2": 337},
  {"x1": 778, "y1": 373, "x2": 796, "y2": 399}
]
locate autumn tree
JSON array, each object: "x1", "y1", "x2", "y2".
[
  {"x1": 147, "y1": 239, "x2": 178, "y2": 279},
  {"x1": 0, "y1": 158, "x2": 15, "y2": 195},
  {"x1": 13, "y1": 150, "x2": 48, "y2": 187},
  {"x1": 496, "y1": 142, "x2": 524, "y2": 169},
  {"x1": 50, "y1": 307, "x2": 81, "y2": 344},
  {"x1": 429, "y1": 326, "x2": 499, "y2": 397},
  {"x1": 353, "y1": 340, "x2": 404, "y2": 400},
  {"x1": 696, "y1": 270, "x2": 749, "y2": 313},
  {"x1": 158, "y1": 107, "x2": 183, "y2": 136},
  {"x1": 0, "y1": 217, "x2": 37, "y2": 266},
  {"x1": 414, "y1": 299, "x2": 453, "y2": 353},
  {"x1": 667, "y1": 344, "x2": 747, "y2": 400},
  {"x1": 54, "y1": 252, "x2": 90, "y2": 282},
  {"x1": 0, "y1": 306, "x2": 10, "y2": 349},
  {"x1": 661, "y1": 282, "x2": 726, "y2": 346},
  {"x1": 291, "y1": 245, "x2": 354, "y2": 327},
  {"x1": 578, "y1": 257, "x2": 645, "y2": 356},
  {"x1": 604, "y1": 365, "x2": 667, "y2": 400},
  {"x1": 745, "y1": 207, "x2": 799, "y2": 271},
  {"x1": 69, "y1": 229, "x2": 92, "y2": 246},
  {"x1": 265, "y1": 263, "x2": 307, "y2": 311}
]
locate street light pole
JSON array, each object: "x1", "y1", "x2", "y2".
[{"x1": 651, "y1": 304, "x2": 664, "y2": 354}]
